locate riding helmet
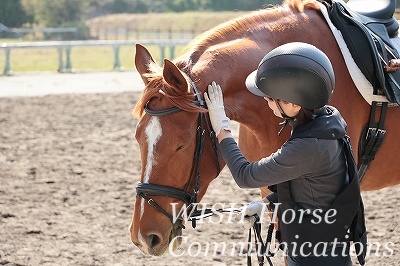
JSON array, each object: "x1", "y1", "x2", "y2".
[{"x1": 246, "y1": 42, "x2": 335, "y2": 109}]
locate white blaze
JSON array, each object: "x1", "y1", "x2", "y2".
[
  {"x1": 143, "y1": 116, "x2": 162, "y2": 183},
  {"x1": 140, "y1": 116, "x2": 162, "y2": 219}
]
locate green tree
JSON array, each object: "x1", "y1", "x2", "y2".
[
  {"x1": 0, "y1": 0, "x2": 32, "y2": 27},
  {"x1": 17, "y1": 0, "x2": 286, "y2": 26},
  {"x1": 164, "y1": 0, "x2": 211, "y2": 12},
  {"x1": 21, "y1": 0, "x2": 90, "y2": 26}
]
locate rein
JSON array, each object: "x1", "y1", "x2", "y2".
[
  {"x1": 184, "y1": 208, "x2": 277, "y2": 266},
  {"x1": 247, "y1": 215, "x2": 276, "y2": 266}
]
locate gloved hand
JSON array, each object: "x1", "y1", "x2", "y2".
[
  {"x1": 204, "y1": 81, "x2": 231, "y2": 136},
  {"x1": 236, "y1": 200, "x2": 267, "y2": 229}
]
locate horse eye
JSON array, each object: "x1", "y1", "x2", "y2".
[{"x1": 176, "y1": 145, "x2": 185, "y2": 152}]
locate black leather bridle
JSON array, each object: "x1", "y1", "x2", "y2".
[
  {"x1": 135, "y1": 77, "x2": 276, "y2": 266},
  {"x1": 135, "y1": 76, "x2": 221, "y2": 229}
]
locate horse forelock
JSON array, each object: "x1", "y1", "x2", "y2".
[
  {"x1": 132, "y1": 74, "x2": 163, "y2": 119},
  {"x1": 132, "y1": 62, "x2": 206, "y2": 119}
]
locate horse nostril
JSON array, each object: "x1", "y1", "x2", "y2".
[{"x1": 148, "y1": 233, "x2": 163, "y2": 249}]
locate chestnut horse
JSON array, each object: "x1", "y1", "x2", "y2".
[{"x1": 131, "y1": 0, "x2": 400, "y2": 256}]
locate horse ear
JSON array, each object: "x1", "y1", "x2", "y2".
[
  {"x1": 135, "y1": 43, "x2": 156, "y2": 85},
  {"x1": 162, "y1": 58, "x2": 187, "y2": 92}
]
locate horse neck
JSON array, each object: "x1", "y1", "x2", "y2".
[{"x1": 180, "y1": 2, "x2": 350, "y2": 132}]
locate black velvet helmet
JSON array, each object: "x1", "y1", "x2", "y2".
[{"x1": 246, "y1": 42, "x2": 335, "y2": 109}]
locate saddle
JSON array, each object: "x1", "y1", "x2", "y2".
[{"x1": 324, "y1": 0, "x2": 400, "y2": 105}]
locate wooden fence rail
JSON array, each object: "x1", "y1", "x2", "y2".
[{"x1": 0, "y1": 39, "x2": 191, "y2": 75}]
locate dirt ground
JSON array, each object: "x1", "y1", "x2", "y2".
[{"x1": 0, "y1": 72, "x2": 399, "y2": 266}]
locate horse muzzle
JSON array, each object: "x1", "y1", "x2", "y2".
[{"x1": 130, "y1": 217, "x2": 184, "y2": 256}]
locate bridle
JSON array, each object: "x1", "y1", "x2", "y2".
[
  {"x1": 135, "y1": 76, "x2": 276, "y2": 266},
  {"x1": 135, "y1": 75, "x2": 221, "y2": 229}
]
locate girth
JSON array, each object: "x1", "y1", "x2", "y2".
[{"x1": 358, "y1": 101, "x2": 388, "y2": 180}]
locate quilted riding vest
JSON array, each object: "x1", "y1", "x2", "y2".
[{"x1": 276, "y1": 106, "x2": 367, "y2": 265}]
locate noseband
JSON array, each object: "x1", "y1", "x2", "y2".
[{"x1": 135, "y1": 76, "x2": 221, "y2": 229}]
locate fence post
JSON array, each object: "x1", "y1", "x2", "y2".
[
  {"x1": 57, "y1": 47, "x2": 66, "y2": 73},
  {"x1": 169, "y1": 46, "x2": 175, "y2": 59},
  {"x1": 3, "y1": 47, "x2": 12, "y2": 75},
  {"x1": 113, "y1": 45, "x2": 122, "y2": 70},
  {"x1": 74, "y1": 28, "x2": 79, "y2": 40},
  {"x1": 159, "y1": 46, "x2": 166, "y2": 63},
  {"x1": 65, "y1": 46, "x2": 74, "y2": 72}
]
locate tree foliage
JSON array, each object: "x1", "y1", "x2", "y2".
[
  {"x1": 21, "y1": 0, "x2": 90, "y2": 27},
  {"x1": 0, "y1": 0, "x2": 32, "y2": 27},
  {"x1": 2, "y1": 0, "x2": 399, "y2": 28},
  {"x1": 16, "y1": 0, "x2": 281, "y2": 27}
]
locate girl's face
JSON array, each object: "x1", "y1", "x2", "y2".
[{"x1": 264, "y1": 97, "x2": 301, "y2": 118}]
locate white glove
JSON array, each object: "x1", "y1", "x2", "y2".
[
  {"x1": 236, "y1": 200, "x2": 267, "y2": 229},
  {"x1": 204, "y1": 81, "x2": 231, "y2": 136}
]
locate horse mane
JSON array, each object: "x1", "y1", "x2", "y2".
[
  {"x1": 177, "y1": 0, "x2": 320, "y2": 62},
  {"x1": 133, "y1": 0, "x2": 320, "y2": 118}
]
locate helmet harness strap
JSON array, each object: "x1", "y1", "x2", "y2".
[{"x1": 274, "y1": 99, "x2": 294, "y2": 136}]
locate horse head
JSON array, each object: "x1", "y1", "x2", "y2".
[{"x1": 130, "y1": 44, "x2": 224, "y2": 256}]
